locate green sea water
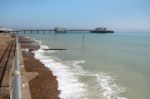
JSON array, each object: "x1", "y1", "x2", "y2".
[{"x1": 22, "y1": 32, "x2": 150, "y2": 99}]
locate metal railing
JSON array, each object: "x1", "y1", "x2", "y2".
[{"x1": 12, "y1": 35, "x2": 21, "y2": 99}]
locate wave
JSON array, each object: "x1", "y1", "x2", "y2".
[
  {"x1": 33, "y1": 44, "x2": 88, "y2": 99},
  {"x1": 32, "y1": 39, "x2": 127, "y2": 99},
  {"x1": 96, "y1": 73, "x2": 127, "y2": 99}
]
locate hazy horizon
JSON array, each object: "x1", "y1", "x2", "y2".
[{"x1": 0, "y1": 0, "x2": 150, "y2": 32}]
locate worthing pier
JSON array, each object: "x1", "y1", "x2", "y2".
[{"x1": 10, "y1": 27, "x2": 91, "y2": 34}]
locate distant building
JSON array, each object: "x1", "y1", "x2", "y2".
[
  {"x1": 0, "y1": 26, "x2": 12, "y2": 33},
  {"x1": 90, "y1": 27, "x2": 114, "y2": 33},
  {"x1": 54, "y1": 27, "x2": 66, "y2": 33},
  {"x1": 95, "y1": 27, "x2": 106, "y2": 31}
]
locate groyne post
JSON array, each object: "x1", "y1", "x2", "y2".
[{"x1": 82, "y1": 35, "x2": 85, "y2": 49}]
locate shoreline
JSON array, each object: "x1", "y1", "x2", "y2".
[
  {"x1": 0, "y1": 33, "x2": 130, "y2": 99},
  {"x1": 19, "y1": 36, "x2": 60, "y2": 99}
]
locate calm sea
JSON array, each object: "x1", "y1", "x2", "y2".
[{"x1": 22, "y1": 32, "x2": 150, "y2": 99}]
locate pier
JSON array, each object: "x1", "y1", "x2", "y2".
[
  {"x1": 10, "y1": 28, "x2": 91, "y2": 34},
  {"x1": 8, "y1": 27, "x2": 114, "y2": 34}
]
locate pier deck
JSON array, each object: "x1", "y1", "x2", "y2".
[{"x1": 11, "y1": 29, "x2": 91, "y2": 34}]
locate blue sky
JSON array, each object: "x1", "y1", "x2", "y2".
[{"x1": 0, "y1": 0, "x2": 150, "y2": 31}]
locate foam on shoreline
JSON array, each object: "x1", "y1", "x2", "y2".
[
  {"x1": 33, "y1": 44, "x2": 88, "y2": 99},
  {"x1": 96, "y1": 73, "x2": 127, "y2": 99},
  {"x1": 31, "y1": 38, "x2": 127, "y2": 99}
]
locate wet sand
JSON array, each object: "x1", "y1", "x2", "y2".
[{"x1": 19, "y1": 36, "x2": 60, "y2": 99}]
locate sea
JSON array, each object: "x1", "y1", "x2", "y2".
[{"x1": 22, "y1": 32, "x2": 150, "y2": 99}]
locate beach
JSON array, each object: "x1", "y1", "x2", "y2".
[
  {"x1": 0, "y1": 34, "x2": 60, "y2": 99},
  {"x1": 0, "y1": 32, "x2": 150, "y2": 99},
  {"x1": 1, "y1": 0, "x2": 150, "y2": 98},
  {"x1": 19, "y1": 36, "x2": 60, "y2": 99},
  {"x1": 22, "y1": 32, "x2": 150, "y2": 99}
]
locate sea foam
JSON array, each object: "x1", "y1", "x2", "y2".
[
  {"x1": 96, "y1": 73, "x2": 127, "y2": 99},
  {"x1": 32, "y1": 40, "x2": 127, "y2": 99},
  {"x1": 33, "y1": 44, "x2": 88, "y2": 99}
]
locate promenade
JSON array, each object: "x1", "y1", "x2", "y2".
[
  {"x1": 0, "y1": 34, "x2": 59, "y2": 99},
  {"x1": 0, "y1": 34, "x2": 15, "y2": 99}
]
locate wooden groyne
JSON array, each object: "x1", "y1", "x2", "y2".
[{"x1": 43, "y1": 48, "x2": 67, "y2": 50}]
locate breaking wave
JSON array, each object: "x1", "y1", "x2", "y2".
[{"x1": 32, "y1": 40, "x2": 127, "y2": 99}]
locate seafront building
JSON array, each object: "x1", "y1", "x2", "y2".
[
  {"x1": 0, "y1": 26, "x2": 12, "y2": 33},
  {"x1": 54, "y1": 27, "x2": 67, "y2": 33},
  {"x1": 90, "y1": 27, "x2": 114, "y2": 33}
]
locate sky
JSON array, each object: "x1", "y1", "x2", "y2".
[{"x1": 0, "y1": 0, "x2": 150, "y2": 32}]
